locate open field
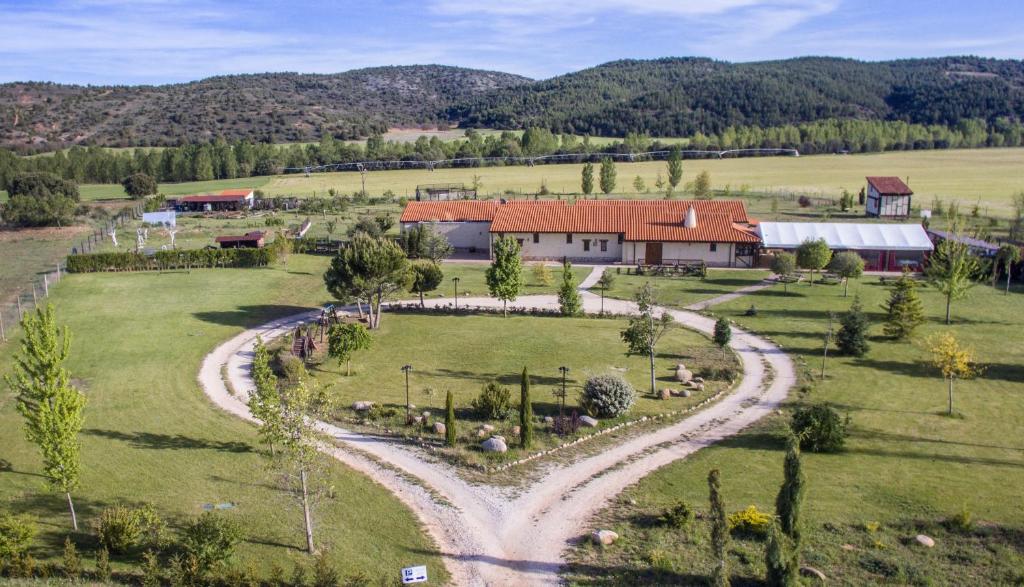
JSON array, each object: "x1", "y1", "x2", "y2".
[
  {"x1": 568, "y1": 276, "x2": 1024, "y2": 585},
  {"x1": 259, "y1": 148, "x2": 1024, "y2": 213},
  {"x1": 0, "y1": 255, "x2": 447, "y2": 582},
  {"x1": 75, "y1": 177, "x2": 272, "y2": 202}
]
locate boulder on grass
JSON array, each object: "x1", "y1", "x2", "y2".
[
  {"x1": 352, "y1": 401, "x2": 374, "y2": 411},
  {"x1": 679, "y1": 388, "x2": 692, "y2": 398},
  {"x1": 579, "y1": 415, "x2": 599, "y2": 428},
  {"x1": 674, "y1": 368, "x2": 693, "y2": 383},
  {"x1": 915, "y1": 534, "x2": 935, "y2": 548},
  {"x1": 694, "y1": 383, "x2": 705, "y2": 392},
  {"x1": 591, "y1": 529, "x2": 619, "y2": 546},
  {"x1": 693, "y1": 376, "x2": 705, "y2": 383},
  {"x1": 481, "y1": 437, "x2": 507, "y2": 453},
  {"x1": 511, "y1": 425, "x2": 521, "y2": 437},
  {"x1": 432, "y1": 422, "x2": 446, "y2": 435},
  {"x1": 421, "y1": 411, "x2": 431, "y2": 419},
  {"x1": 479, "y1": 424, "x2": 495, "y2": 433},
  {"x1": 660, "y1": 388, "x2": 673, "y2": 400}
]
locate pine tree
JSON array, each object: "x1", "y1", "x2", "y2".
[
  {"x1": 882, "y1": 273, "x2": 925, "y2": 339},
  {"x1": 713, "y1": 317, "x2": 732, "y2": 347},
  {"x1": 708, "y1": 469, "x2": 730, "y2": 587},
  {"x1": 62, "y1": 537, "x2": 82, "y2": 579},
  {"x1": 581, "y1": 162, "x2": 594, "y2": 195},
  {"x1": 557, "y1": 260, "x2": 582, "y2": 316},
  {"x1": 445, "y1": 390, "x2": 457, "y2": 447},
  {"x1": 835, "y1": 296, "x2": 870, "y2": 357},
  {"x1": 520, "y1": 367, "x2": 533, "y2": 449},
  {"x1": 95, "y1": 546, "x2": 112, "y2": 583}
]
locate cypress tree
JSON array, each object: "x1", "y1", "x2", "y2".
[
  {"x1": 520, "y1": 367, "x2": 533, "y2": 449},
  {"x1": 713, "y1": 317, "x2": 732, "y2": 347},
  {"x1": 764, "y1": 522, "x2": 789, "y2": 587},
  {"x1": 775, "y1": 436, "x2": 805, "y2": 543},
  {"x1": 445, "y1": 390, "x2": 456, "y2": 448},
  {"x1": 882, "y1": 273, "x2": 925, "y2": 339},
  {"x1": 708, "y1": 469, "x2": 730, "y2": 587},
  {"x1": 835, "y1": 296, "x2": 870, "y2": 357}
]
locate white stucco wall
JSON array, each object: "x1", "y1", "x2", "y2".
[
  {"x1": 402, "y1": 221, "x2": 491, "y2": 251},
  {"x1": 622, "y1": 241, "x2": 736, "y2": 267},
  {"x1": 498, "y1": 232, "x2": 623, "y2": 261}
]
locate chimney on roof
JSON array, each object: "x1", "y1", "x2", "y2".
[{"x1": 684, "y1": 206, "x2": 697, "y2": 228}]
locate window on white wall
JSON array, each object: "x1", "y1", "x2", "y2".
[
  {"x1": 710, "y1": 243, "x2": 718, "y2": 252},
  {"x1": 533, "y1": 233, "x2": 540, "y2": 243},
  {"x1": 583, "y1": 240, "x2": 591, "y2": 252},
  {"x1": 600, "y1": 240, "x2": 608, "y2": 252},
  {"x1": 566, "y1": 233, "x2": 573, "y2": 244}
]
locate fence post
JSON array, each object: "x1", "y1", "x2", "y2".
[
  {"x1": 17, "y1": 295, "x2": 23, "y2": 319},
  {"x1": 43, "y1": 274, "x2": 49, "y2": 297},
  {"x1": 31, "y1": 283, "x2": 37, "y2": 307},
  {"x1": 0, "y1": 310, "x2": 6, "y2": 342}
]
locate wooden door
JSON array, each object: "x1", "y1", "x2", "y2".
[{"x1": 645, "y1": 242, "x2": 663, "y2": 265}]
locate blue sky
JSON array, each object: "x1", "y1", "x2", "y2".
[{"x1": 0, "y1": 0, "x2": 1021, "y2": 85}]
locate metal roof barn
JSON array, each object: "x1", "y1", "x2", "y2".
[{"x1": 757, "y1": 222, "x2": 933, "y2": 252}]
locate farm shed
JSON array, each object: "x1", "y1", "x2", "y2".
[
  {"x1": 865, "y1": 176, "x2": 913, "y2": 218},
  {"x1": 215, "y1": 231, "x2": 265, "y2": 249},
  {"x1": 178, "y1": 189, "x2": 255, "y2": 212},
  {"x1": 927, "y1": 230, "x2": 1000, "y2": 258},
  {"x1": 758, "y1": 222, "x2": 933, "y2": 271},
  {"x1": 399, "y1": 200, "x2": 499, "y2": 252}
]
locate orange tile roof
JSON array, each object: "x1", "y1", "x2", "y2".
[
  {"x1": 489, "y1": 200, "x2": 759, "y2": 243},
  {"x1": 400, "y1": 200, "x2": 500, "y2": 223},
  {"x1": 866, "y1": 176, "x2": 913, "y2": 195}
]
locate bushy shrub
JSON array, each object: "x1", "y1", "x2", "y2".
[
  {"x1": 798, "y1": 195, "x2": 812, "y2": 208},
  {"x1": 95, "y1": 504, "x2": 165, "y2": 554},
  {"x1": 661, "y1": 501, "x2": 695, "y2": 529},
  {"x1": 0, "y1": 513, "x2": 36, "y2": 568},
  {"x1": 66, "y1": 247, "x2": 277, "y2": 273},
  {"x1": 791, "y1": 405, "x2": 847, "y2": 453},
  {"x1": 727, "y1": 505, "x2": 772, "y2": 537},
  {"x1": 713, "y1": 317, "x2": 732, "y2": 347},
  {"x1": 472, "y1": 381, "x2": 513, "y2": 420},
  {"x1": 181, "y1": 513, "x2": 243, "y2": 573},
  {"x1": 581, "y1": 374, "x2": 635, "y2": 418},
  {"x1": 277, "y1": 355, "x2": 307, "y2": 384},
  {"x1": 552, "y1": 411, "x2": 581, "y2": 436},
  {"x1": 700, "y1": 366, "x2": 738, "y2": 382}
]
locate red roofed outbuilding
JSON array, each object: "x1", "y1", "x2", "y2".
[
  {"x1": 215, "y1": 231, "x2": 265, "y2": 249},
  {"x1": 866, "y1": 176, "x2": 912, "y2": 217},
  {"x1": 179, "y1": 189, "x2": 255, "y2": 212}
]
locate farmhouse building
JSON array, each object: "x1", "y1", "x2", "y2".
[
  {"x1": 400, "y1": 199, "x2": 761, "y2": 267},
  {"x1": 865, "y1": 176, "x2": 913, "y2": 217},
  {"x1": 178, "y1": 189, "x2": 256, "y2": 212},
  {"x1": 758, "y1": 222, "x2": 932, "y2": 271},
  {"x1": 215, "y1": 231, "x2": 265, "y2": 249}
]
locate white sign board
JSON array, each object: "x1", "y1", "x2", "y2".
[{"x1": 401, "y1": 565, "x2": 428, "y2": 584}]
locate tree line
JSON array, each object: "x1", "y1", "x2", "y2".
[{"x1": 3, "y1": 116, "x2": 1024, "y2": 191}]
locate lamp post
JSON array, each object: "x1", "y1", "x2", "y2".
[
  {"x1": 557, "y1": 366, "x2": 569, "y2": 419},
  {"x1": 452, "y1": 277, "x2": 460, "y2": 309},
  {"x1": 401, "y1": 364, "x2": 413, "y2": 423}
]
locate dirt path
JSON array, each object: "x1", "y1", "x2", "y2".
[
  {"x1": 197, "y1": 267, "x2": 793, "y2": 586},
  {"x1": 684, "y1": 279, "x2": 775, "y2": 311}
]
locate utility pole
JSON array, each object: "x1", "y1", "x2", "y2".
[{"x1": 401, "y1": 364, "x2": 413, "y2": 423}]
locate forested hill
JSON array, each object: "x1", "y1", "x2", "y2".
[
  {"x1": 450, "y1": 56, "x2": 1024, "y2": 137},
  {"x1": 0, "y1": 65, "x2": 530, "y2": 151},
  {"x1": 3, "y1": 56, "x2": 1024, "y2": 152}
]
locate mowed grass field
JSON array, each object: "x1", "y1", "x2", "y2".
[
  {"x1": 260, "y1": 149, "x2": 1024, "y2": 213},
  {"x1": 568, "y1": 276, "x2": 1024, "y2": 585},
  {"x1": 0, "y1": 255, "x2": 447, "y2": 582}
]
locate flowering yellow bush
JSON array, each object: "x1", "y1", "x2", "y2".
[{"x1": 727, "y1": 505, "x2": 772, "y2": 537}]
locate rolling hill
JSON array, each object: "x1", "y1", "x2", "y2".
[{"x1": 2, "y1": 56, "x2": 1023, "y2": 152}]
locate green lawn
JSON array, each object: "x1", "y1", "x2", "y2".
[
  {"x1": 0, "y1": 255, "x2": 447, "y2": 582},
  {"x1": 76, "y1": 177, "x2": 272, "y2": 202},
  {"x1": 601, "y1": 269, "x2": 771, "y2": 309},
  {"x1": 566, "y1": 277, "x2": 1024, "y2": 585},
  {"x1": 310, "y1": 312, "x2": 736, "y2": 468}
]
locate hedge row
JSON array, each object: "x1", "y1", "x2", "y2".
[{"x1": 66, "y1": 247, "x2": 278, "y2": 273}]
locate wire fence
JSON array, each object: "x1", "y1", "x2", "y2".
[
  {"x1": 0, "y1": 262, "x2": 67, "y2": 345},
  {"x1": 69, "y1": 203, "x2": 144, "y2": 256}
]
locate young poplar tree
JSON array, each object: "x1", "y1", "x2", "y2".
[
  {"x1": 708, "y1": 469, "x2": 730, "y2": 587},
  {"x1": 596, "y1": 269, "x2": 615, "y2": 315},
  {"x1": 248, "y1": 337, "x2": 284, "y2": 455},
  {"x1": 277, "y1": 380, "x2": 331, "y2": 553},
  {"x1": 599, "y1": 158, "x2": 617, "y2": 194},
  {"x1": 667, "y1": 147, "x2": 683, "y2": 191},
  {"x1": 995, "y1": 243, "x2": 1021, "y2": 294},
  {"x1": 581, "y1": 162, "x2": 594, "y2": 195},
  {"x1": 444, "y1": 390, "x2": 457, "y2": 448},
  {"x1": 926, "y1": 237, "x2": 980, "y2": 324},
  {"x1": 519, "y1": 367, "x2": 534, "y2": 449},
  {"x1": 326, "y1": 323, "x2": 372, "y2": 376},
  {"x1": 621, "y1": 283, "x2": 674, "y2": 397},
  {"x1": 7, "y1": 305, "x2": 86, "y2": 530},
  {"x1": 927, "y1": 332, "x2": 982, "y2": 416},
  {"x1": 486, "y1": 235, "x2": 525, "y2": 317}
]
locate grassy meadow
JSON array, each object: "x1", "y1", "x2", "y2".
[
  {"x1": 0, "y1": 255, "x2": 448, "y2": 582},
  {"x1": 568, "y1": 275, "x2": 1024, "y2": 585}
]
